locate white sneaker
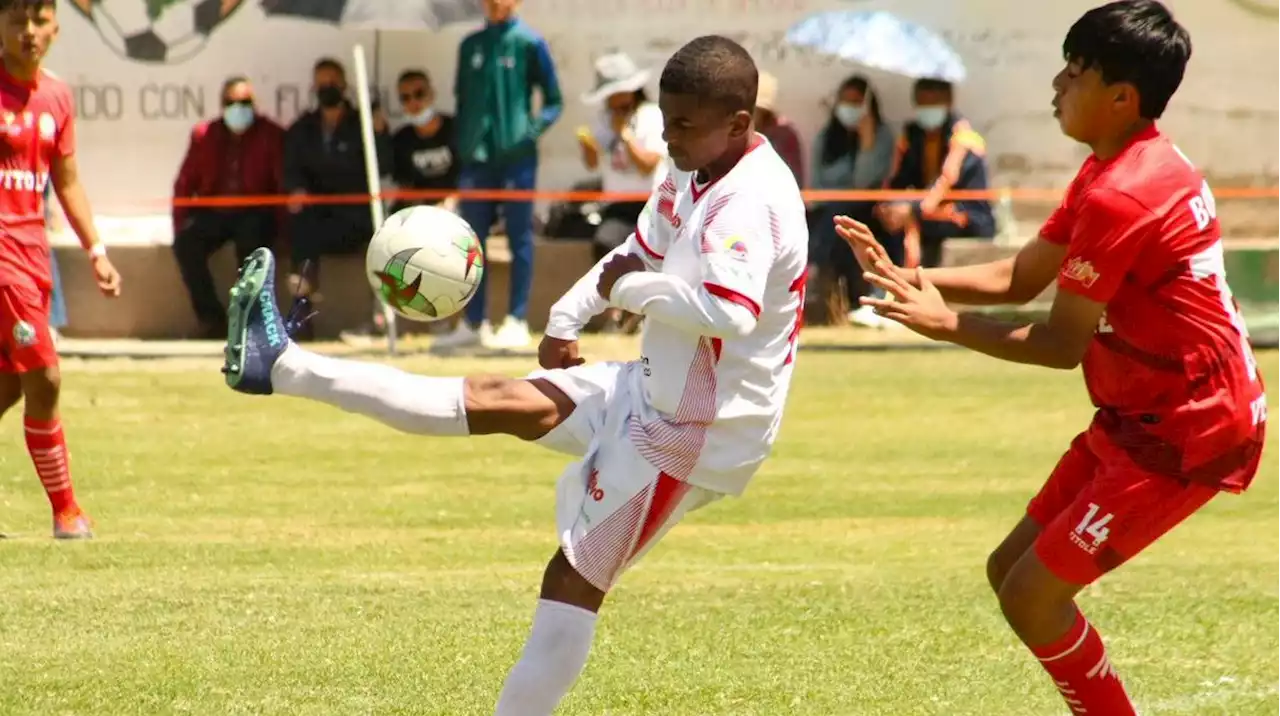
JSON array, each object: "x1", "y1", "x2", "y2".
[
  {"x1": 431, "y1": 320, "x2": 490, "y2": 353},
  {"x1": 485, "y1": 316, "x2": 531, "y2": 350},
  {"x1": 848, "y1": 304, "x2": 884, "y2": 329}
]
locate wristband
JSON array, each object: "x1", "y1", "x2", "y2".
[{"x1": 88, "y1": 244, "x2": 107, "y2": 258}]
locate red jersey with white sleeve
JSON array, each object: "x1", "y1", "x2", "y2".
[
  {"x1": 0, "y1": 66, "x2": 74, "y2": 292},
  {"x1": 1040, "y1": 125, "x2": 1266, "y2": 492},
  {"x1": 545, "y1": 136, "x2": 809, "y2": 495}
]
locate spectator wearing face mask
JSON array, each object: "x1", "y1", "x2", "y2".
[
  {"x1": 284, "y1": 57, "x2": 392, "y2": 324},
  {"x1": 390, "y1": 69, "x2": 459, "y2": 215},
  {"x1": 171, "y1": 76, "x2": 285, "y2": 339},
  {"x1": 809, "y1": 75, "x2": 895, "y2": 326},
  {"x1": 875, "y1": 77, "x2": 996, "y2": 270}
]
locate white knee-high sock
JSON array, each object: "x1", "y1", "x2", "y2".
[
  {"x1": 270, "y1": 345, "x2": 469, "y2": 436},
  {"x1": 494, "y1": 599, "x2": 598, "y2": 716}
]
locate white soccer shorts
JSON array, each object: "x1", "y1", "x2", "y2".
[{"x1": 529, "y1": 360, "x2": 722, "y2": 592}]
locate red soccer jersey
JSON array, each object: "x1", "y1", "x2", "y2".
[
  {"x1": 1041, "y1": 125, "x2": 1266, "y2": 492},
  {"x1": 0, "y1": 66, "x2": 74, "y2": 291}
]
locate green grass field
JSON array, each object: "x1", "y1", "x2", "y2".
[{"x1": 0, "y1": 340, "x2": 1276, "y2": 715}]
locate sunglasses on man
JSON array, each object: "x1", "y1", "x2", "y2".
[{"x1": 223, "y1": 98, "x2": 253, "y2": 108}]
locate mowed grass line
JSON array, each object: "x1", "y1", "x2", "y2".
[{"x1": 0, "y1": 348, "x2": 1275, "y2": 715}]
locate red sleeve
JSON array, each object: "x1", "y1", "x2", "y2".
[
  {"x1": 1040, "y1": 200, "x2": 1072, "y2": 245},
  {"x1": 1056, "y1": 189, "x2": 1155, "y2": 303},
  {"x1": 55, "y1": 90, "x2": 75, "y2": 158}
]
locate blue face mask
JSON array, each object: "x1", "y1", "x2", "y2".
[
  {"x1": 914, "y1": 105, "x2": 949, "y2": 131},
  {"x1": 834, "y1": 102, "x2": 864, "y2": 128},
  {"x1": 223, "y1": 103, "x2": 254, "y2": 133},
  {"x1": 408, "y1": 107, "x2": 436, "y2": 127}
]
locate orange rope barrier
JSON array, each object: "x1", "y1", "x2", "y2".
[{"x1": 161, "y1": 185, "x2": 1280, "y2": 209}]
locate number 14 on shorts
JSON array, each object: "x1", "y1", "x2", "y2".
[{"x1": 1071, "y1": 503, "x2": 1113, "y2": 555}]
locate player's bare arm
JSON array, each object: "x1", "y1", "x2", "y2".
[
  {"x1": 862, "y1": 260, "x2": 1102, "y2": 369},
  {"x1": 51, "y1": 154, "x2": 120, "y2": 297},
  {"x1": 835, "y1": 215, "x2": 1063, "y2": 305}
]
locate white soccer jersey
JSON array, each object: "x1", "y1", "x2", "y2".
[{"x1": 545, "y1": 136, "x2": 809, "y2": 495}]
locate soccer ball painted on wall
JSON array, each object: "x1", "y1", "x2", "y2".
[{"x1": 69, "y1": 0, "x2": 244, "y2": 64}]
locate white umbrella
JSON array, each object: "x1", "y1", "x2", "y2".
[{"x1": 785, "y1": 10, "x2": 968, "y2": 83}]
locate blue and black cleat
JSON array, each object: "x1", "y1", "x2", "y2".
[{"x1": 222, "y1": 249, "x2": 315, "y2": 395}]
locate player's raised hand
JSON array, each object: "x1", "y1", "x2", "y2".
[
  {"x1": 859, "y1": 263, "x2": 956, "y2": 338},
  {"x1": 833, "y1": 215, "x2": 891, "y2": 274},
  {"x1": 91, "y1": 254, "x2": 122, "y2": 298},
  {"x1": 597, "y1": 253, "x2": 645, "y2": 300},
  {"x1": 537, "y1": 335, "x2": 585, "y2": 370}
]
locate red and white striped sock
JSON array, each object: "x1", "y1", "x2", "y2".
[
  {"x1": 1031, "y1": 607, "x2": 1137, "y2": 716},
  {"x1": 24, "y1": 416, "x2": 77, "y2": 514}
]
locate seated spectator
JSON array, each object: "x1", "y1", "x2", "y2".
[
  {"x1": 390, "y1": 69, "x2": 458, "y2": 214},
  {"x1": 577, "y1": 50, "x2": 664, "y2": 333},
  {"x1": 171, "y1": 76, "x2": 284, "y2": 339},
  {"x1": 875, "y1": 78, "x2": 996, "y2": 271},
  {"x1": 285, "y1": 57, "x2": 391, "y2": 331},
  {"x1": 753, "y1": 71, "x2": 804, "y2": 188},
  {"x1": 809, "y1": 75, "x2": 896, "y2": 327}
]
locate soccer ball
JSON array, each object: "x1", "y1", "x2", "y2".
[
  {"x1": 366, "y1": 206, "x2": 485, "y2": 322},
  {"x1": 72, "y1": 0, "x2": 243, "y2": 64}
]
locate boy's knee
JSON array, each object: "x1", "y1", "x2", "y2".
[
  {"x1": 462, "y1": 375, "x2": 571, "y2": 440},
  {"x1": 20, "y1": 367, "x2": 60, "y2": 415}
]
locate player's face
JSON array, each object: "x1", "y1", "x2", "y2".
[
  {"x1": 1053, "y1": 59, "x2": 1139, "y2": 144},
  {"x1": 482, "y1": 0, "x2": 518, "y2": 23},
  {"x1": 658, "y1": 92, "x2": 751, "y2": 173},
  {"x1": 0, "y1": 4, "x2": 57, "y2": 66}
]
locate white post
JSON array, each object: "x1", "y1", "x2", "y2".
[{"x1": 352, "y1": 43, "x2": 399, "y2": 355}]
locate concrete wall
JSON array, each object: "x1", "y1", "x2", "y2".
[{"x1": 47, "y1": 0, "x2": 1278, "y2": 236}]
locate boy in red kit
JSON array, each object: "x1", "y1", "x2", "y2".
[
  {"x1": 0, "y1": 0, "x2": 121, "y2": 539},
  {"x1": 836, "y1": 1, "x2": 1266, "y2": 713}
]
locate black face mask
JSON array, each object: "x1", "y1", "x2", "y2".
[{"x1": 316, "y1": 85, "x2": 344, "y2": 108}]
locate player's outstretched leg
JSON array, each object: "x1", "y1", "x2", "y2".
[
  {"x1": 989, "y1": 518, "x2": 1138, "y2": 716},
  {"x1": 223, "y1": 248, "x2": 574, "y2": 441}
]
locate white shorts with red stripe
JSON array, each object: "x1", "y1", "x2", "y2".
[{"x1": 530, "y1": 360, "x2": 723, "y2": 592}]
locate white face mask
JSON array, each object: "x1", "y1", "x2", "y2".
[
  {"x1": 223, "y1": 103, "x2": 254, "y2": 134},
  {"x1": 408, "y1": 107, "x2": 436, "y2": 127},
  {"x1": 834, "y1": 102, "x2": 864, "y2": 128},
  {"x1": 915, "y1": 105, "x2": 949, "y2": 130}
]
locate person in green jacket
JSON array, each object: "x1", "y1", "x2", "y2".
[{"x1": 437, "y1": 0, "x2": 563, "y2": 352}]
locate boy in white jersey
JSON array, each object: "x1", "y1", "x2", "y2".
[{"x1": 221, "y1": 35, "x2": 807, "y2": 715}]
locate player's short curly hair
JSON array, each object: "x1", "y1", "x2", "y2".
[
  {"x1": 1063, "y1": 0, "x2": 1191, "y2": 120},
  {"x1": 659, "y1": 35, "x2": 758, "y2": 115}
]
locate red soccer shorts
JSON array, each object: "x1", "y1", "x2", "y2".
[
  {"x1": 1027, "y1": 428, "x2": 1219, "y2": 585},
  {"x1": 0, "y1": 283, "x2": 56, "y2": 374}
]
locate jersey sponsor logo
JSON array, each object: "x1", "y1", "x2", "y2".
[
  {"x1": 37, "y1": 112, "x2": 55, "y2": 142},
  {"x1": 0, "y1": 170, "x2": 50, "y2": 194},
  {"x1": 1062, "y1": 257, "x2": 1101, "y2": 288},
  {"x1": 12, "y1": 321, "x2": 36, "y2": 347}
]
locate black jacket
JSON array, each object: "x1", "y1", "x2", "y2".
[{"x1": 283, "y1": 102, "x2": 392, "y2": 202}]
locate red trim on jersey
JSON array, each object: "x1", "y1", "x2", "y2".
[
  {"x1": 710, "y1": 337, "x2": 723, "y2": 361},
  {"x1": 628, "y1": 473, "x2": 692, "y2": 561},
  {"x1": 0, "y1": 64, "x2": 39, "y2": 89},
  {"x1": 633, "y1": 223, "x2": 664, "y2": 260},
  {"x1": 690, "y1": 133, "x2": 767, "y2": 203},
  {"x1": 704, "y1": 282, "x2": 761, "y2": 317}
]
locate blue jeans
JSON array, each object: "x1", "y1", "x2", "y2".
[
  {"x1": 458, "y1": 157, "x2": 537, "y2": 326},
  {"x1": 49, "y1": 249, "x2": 67, "y2": 328}
]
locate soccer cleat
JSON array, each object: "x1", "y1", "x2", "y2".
[
  {"x1": 223, "y1": 248, "x2": 315, "y2": 395},
  {"x1": 53, "y1": 508, "x2": 93, "y2": 540}
]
